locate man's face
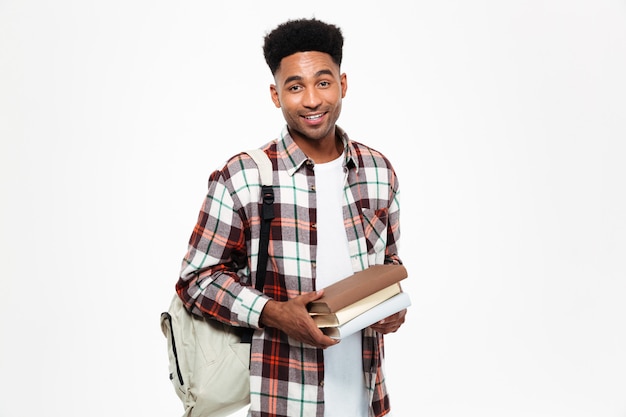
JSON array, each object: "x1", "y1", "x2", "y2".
[{"x1": 270, "y1": 51, "x2": 347, "y2": 145}]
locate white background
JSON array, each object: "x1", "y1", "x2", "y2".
[{"x1": 1, "y1": 1, "x2": 625, "y2": 416}]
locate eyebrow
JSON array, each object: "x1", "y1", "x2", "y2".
[{"x1": 283, "y1": 69, "x2": 335, "y2": 86}]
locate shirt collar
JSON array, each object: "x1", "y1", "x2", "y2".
[{"x1": 277, "y1": 125, "x2": 359, "y2": 176}]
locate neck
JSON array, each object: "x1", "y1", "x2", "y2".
[{"x1": 291, "y1": 129, "x2": 343, "y2": 163}]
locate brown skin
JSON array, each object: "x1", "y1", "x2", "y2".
[
  {"x1": 370, "y1": 308, "x2": 407, "y2": 334},
  {"x1": 260, "y1": 51, "x2": 407, "y2": 348},
  {"x1": 260, "y1": 290, "x2": 338, "y2": 349},
  {"x1": 270, "y1": 51, "x2": 346, "y2": 163}
]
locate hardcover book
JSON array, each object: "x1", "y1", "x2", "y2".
[
  {"x1": 320, "y1": 292, "x2": 412, "y2": 339},
  {"x1": 307, "y1": 264, "x2": 408, "y2": 314},
  {"x1": 311, "y1": 283, "x2": 402, "y2": 328}
]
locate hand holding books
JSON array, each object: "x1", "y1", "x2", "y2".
[{"x1": 307, "y1": 264, "x2": 411, "y2": 339}]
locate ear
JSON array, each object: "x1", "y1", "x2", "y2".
[
  {"x1": 340, "y1": 73, "x2": 348, "y2": 98},
  {"x1": 270, "y1": 84, "x2": 281, "y2": 108}
]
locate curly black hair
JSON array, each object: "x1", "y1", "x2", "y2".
[{"x1": 263, "y1": 18, "x2": 344, "y2": 75}]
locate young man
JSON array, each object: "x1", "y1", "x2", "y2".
[{"x1": 176, "y1": 18, "x2": 406, "y2": 416}]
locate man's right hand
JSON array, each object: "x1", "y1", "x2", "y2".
[{"x1": 259, "y1": 290, "x2": 339, "y2": 349}]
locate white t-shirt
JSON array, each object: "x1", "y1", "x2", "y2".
[{"x1": 314, "y1": 154, "x2": 369, "y2": 417}]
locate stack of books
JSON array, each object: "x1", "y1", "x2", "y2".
[{"x1": 308, "y1": 264, "x2": 411, "y2": 339}]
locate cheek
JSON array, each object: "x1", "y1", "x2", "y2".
[
  {"x1": 327, "y1": 89, "x2": 343, "y2": 105},
  {"x1": 332, "y1": 97, "x2": 343, "y2": 114},
  {"x1": 280, "y1": 105, "x2": 297, "y2": 121},
  {"x1": 279, "y1": 98, "x2": 298, "y2": 114}
]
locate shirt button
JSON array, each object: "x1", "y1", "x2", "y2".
[
  {"x1": 311, "y1": 223, "x2": 317, "y2": 229},
  {"x1": 311, "y1": 185, "x2": 316, "y2": 191},
  {"x1": 319, "y1": 380, "x2": 324, "y2": 387}
]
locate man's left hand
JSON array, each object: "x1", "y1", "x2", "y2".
[{"x1": 369, "y1": 308, "x2": 407, "y2": 334}]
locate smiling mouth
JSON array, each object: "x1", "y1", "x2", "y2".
[{"x1": 303, "y1": 113, "x2": 325, "y2": 120}]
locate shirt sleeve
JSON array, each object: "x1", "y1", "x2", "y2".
[{"x1": 175, "y1": 167, "x2": 270, "y2": 328}]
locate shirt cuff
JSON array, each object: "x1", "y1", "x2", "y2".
[{"x1": 233, "y1": 286, "x2": 271, "y2": 328}]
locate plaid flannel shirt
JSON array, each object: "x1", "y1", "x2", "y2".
[{"x1": 176, "y1": 125, "x2": 402, "y2": 417}]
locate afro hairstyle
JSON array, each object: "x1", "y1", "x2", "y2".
[{"x1": 263, "y1": 18, "x2": 344, "y2": 75}]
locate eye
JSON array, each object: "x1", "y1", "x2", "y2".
[
  {"x1": 288, "y1": 84, "x2": 302, "y2": 92},
  {"x1": 318, "y1": 81, "x2": 331, "y2": 88}
]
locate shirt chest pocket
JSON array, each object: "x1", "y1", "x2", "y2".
[{"x1": 361, "y1": 208, "x2": 388, "y2": 260}]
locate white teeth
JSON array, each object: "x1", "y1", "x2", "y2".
[{"x1": 305, "y1": 114, "x2": 323, "y2": 120}]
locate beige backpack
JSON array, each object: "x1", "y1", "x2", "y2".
[{"x1": 160, "y1": 149, "x2": 273, "y2": 417}]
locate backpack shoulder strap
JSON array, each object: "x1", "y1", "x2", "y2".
[
  {"x1": 242, "y1": 149, "x2": 274, "y2": 294},
  {"x1": 245, "y1": 148, "x2": 273, "y2": 186},
  {"x1": 239, "y1": 149, "x2": 274, "y2": 344}
]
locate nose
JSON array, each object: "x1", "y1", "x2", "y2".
[{"x1": 302, "y1": 87, "x2": 322, "y2": 109}]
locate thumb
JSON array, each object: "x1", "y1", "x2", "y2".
[{"x1": 299, "y1": 289, "x2": 325, "y2": 305}]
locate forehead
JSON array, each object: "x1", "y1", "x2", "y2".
[{"x1": 275, "y1": 51, "x2": 339, "y2": 81}]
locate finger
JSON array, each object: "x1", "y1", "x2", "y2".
[
  {"x1": 378, "y1": 310, "x2": 407, "y2": 326},
  {"x1": 308, "y1": 324, "x2": 340, "y2": 348},
  {"x1": 298, "y1": 289, "x2": 325, "y2": 304},
  {"x1": 318, "y1": 336, "x2": 340, "y2": 349},
  {"x1": 370, "y1": 317, "x2": 403, "y2": 334}
]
